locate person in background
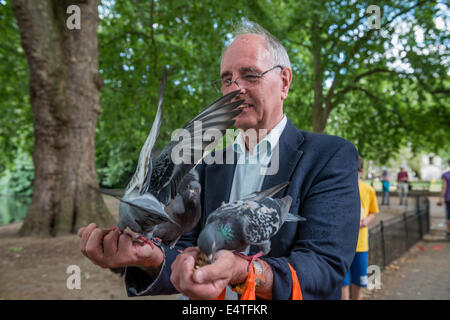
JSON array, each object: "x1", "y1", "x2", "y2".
[
  {"x1": 342, "y1": 156, "x2": 379, "y2": 300},
  {"x1": 397, "y1": 167, "x2": 409, "y2": 206},
  {"x1": 381, "y1": 170, "x2": 390, "y2": 206},
  {"x1": 437, "y1": 160, "x2": 450, "y2": 240}
]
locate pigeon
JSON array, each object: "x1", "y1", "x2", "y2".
[
  {"x1": 197, "y1": 182, "x2": 306, "y2": 266},
  {"x1": 105, "y1": 68, "x2": 244, "y2": 250},
  {"x1": 147, "y1": 169, "x2": 202, "y2": 249}
]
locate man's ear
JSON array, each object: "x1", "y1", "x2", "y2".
[{"x1": 280, "y1": 67, "x2": 292, "y2": 100}]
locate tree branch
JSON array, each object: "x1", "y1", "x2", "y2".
[
  {"x1": 353, "y1": 68, "x2": 391, "y2": 82},
  {"x1": 325, "y1": 1, "x2": 428, "y2": 114},
  {"x1": 100, "y1": 30, "x2": 151, "y2": 49}
]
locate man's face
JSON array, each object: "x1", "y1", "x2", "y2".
[{"x1": 220, "y1": 34, "x2": 291, "y2": 131}]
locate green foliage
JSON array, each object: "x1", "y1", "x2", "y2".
[
  {"x1": 1, "y1": 0, "x2": 448, "y2": 189},
  {"x1": 1, "y1": 150, "x2": 34, "y2": 196},
  {"x1": 95, "y1": 0, "x2": 279, "y2": 186},
  {"x1": 0, "y1": 1, "x2": 33, "y2": 174},
  {"x1": 279, "y1": 0, "x2": 449, "y2": 161}
]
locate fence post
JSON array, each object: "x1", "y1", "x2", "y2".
[
  {"x1": 380, "y1": 220, "x2": 386, "y2": 268},
  {"x1": 417, "y1": 196, "x2": 423, "y2": 239},
  {"x1": 403, "y1": 212, "x2": 408, "y2": 250}
]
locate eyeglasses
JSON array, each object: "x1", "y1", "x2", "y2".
[{"x1": 211, "y1": 65, "x2": 283, "y2": 93}]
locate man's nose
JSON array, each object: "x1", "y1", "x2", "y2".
[
  {"x1": 229, "y1": 81, "x2": 247, "y2": 97},
  {"x1": 228, "y1": 79, "x2": 241, "y2": 91}
]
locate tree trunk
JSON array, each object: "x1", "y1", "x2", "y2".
[
  {"x1": 12, "y1": 0, "x2": 115, "y2": 236},
  {"x1": 311, "y1": 17, "x2": 327, "y2": 134}
]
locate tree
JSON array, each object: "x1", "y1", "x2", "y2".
[
  {"x1": 279, "y1": 0, "x2": 449, "y2": 135},
  {"x1": 12, "y1": 0, "x2": 115, "y2": 236}
]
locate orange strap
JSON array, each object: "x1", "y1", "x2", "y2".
[
  {"x1": 215, "y1": 262, "x2": 302, "y2": 300},
  {"x1": 288, "y1": 263, "x2": 303, "y2": 300},
  {"x1": 215, "y1": 287, "x2": 226, "y2": 300}
]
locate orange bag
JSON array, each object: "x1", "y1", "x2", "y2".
[{"x1": 215, "y1": 262, "x2": 302, "y2": 300}]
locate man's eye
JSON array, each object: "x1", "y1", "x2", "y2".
[
  {"x1": 222, "y1": 79, "x2": 232, "y2": 86},
  {"x1": 243, "y1": 74, "x2": 258, "y2": 81}
]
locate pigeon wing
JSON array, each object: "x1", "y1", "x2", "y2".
[
  {"x1": 150, "y1": 90, "x2": 243, "y2": 203},
  {"x1": 124, "y1": 68, "x2": 167, "y2": 197},
  {"x1": 241, "y1": 201, "x2": 282, "y2": 245},
  {"x1": 119, "y1": 195, "x2": 179, "y2": 227}
]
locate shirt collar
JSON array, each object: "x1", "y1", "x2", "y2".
[{"x1": 232, "y1": 115, "x2": 287, "y2": 159}]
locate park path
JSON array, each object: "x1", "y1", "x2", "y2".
[{"x1": 364, "y1": 196, "x2": 450, "y2": 300}]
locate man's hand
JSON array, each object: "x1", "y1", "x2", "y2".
[
  {"x1": 170, "y1": 247, "x2": 245, "y2": 300},
  {"x1": 360, "y1": 215, "x2": 375, "y2": 228},
  {"x1": 78, "y1": 223, "x2": 164, "y2": 270}
]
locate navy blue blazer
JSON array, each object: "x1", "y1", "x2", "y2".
[{"x1": 124, "y1": 118, "x2": 360, "y2": 300}]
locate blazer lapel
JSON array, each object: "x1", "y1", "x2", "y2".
[
  {"x1": 202, "y1": 146, "x2": 237, "y2": 225},
  {"x1": 261, "y1": 118, "x2": 304, "y2": 197}
]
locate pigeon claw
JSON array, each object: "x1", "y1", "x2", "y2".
[
  {"x1": 137, "y1": 235, "x2": 155, "y2": 249},
  {"x1": 233, "y1": 251, "x2": 264, "y2": 271}
]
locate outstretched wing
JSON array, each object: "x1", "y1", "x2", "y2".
[
  {"x1": 124, "y1": 68, "x2": 167, "y2": 197},
  {"x1": 150, "y1": 90, "x2": 243, "y2": 204}
]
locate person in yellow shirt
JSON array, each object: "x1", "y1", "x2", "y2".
[{"x1": 342, "y1": 156, "x2": 379, "y2": 300}]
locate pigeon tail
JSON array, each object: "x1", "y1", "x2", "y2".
[
  {"x1": 285, "y1": 213, "x2": 307, "y2": 222},
  {"x1": 242, "y1": 181, "x2": 290, "y2": 201}
]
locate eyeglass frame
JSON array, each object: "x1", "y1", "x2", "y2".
[{"x1": 211, "y1": 65, "x2": 284, "y2": 92}]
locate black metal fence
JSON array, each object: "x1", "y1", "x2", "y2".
[{"x1": 368, "y1": 195, "x2": 430, "y2": 270}]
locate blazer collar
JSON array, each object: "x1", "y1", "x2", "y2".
[
  {"x1": 203, "y1": 118, "x2": 304, "y2": 218},
  {"x1": 261, "y1": 118, "x2": 304, "y2": 197}
]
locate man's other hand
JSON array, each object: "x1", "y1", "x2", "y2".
[
  {"x1": 78, "y1": 223, "x2": 163, "y2": 270},
  {"x1": 170, "y1": 247, "x2": 241, "y2": 300}
]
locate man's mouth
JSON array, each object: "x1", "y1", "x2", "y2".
[{"x1": 236, "y1": 103, "x2": 254, "y2": 110}]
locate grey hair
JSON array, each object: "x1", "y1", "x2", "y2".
[{"x1": 221, "y1": 19, "x2": 291, "y2": 70}]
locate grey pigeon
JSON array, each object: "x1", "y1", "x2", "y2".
[
  {"x1": 197, "y1": 182, "x2": 306, "y2": 263},
  {"x1": 148, "y1": 169, "x2": 202, "y2": 249},
  {"x1": 113, "y1": 68, "x2": 244, "y2": 248}
]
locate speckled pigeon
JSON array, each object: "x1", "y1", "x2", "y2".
[
  {"x1": 111, "y1": 68, "x2": 243, "y2": 248},
  {"x1": 197, "y1": 182, "x2": 306, "y2": 263}
]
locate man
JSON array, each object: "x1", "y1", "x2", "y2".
[
  {"x1": 78, "y1": 21, "x2": 360, "y2": 300},
  {"x1": 342, "y1": 156, "x2": 378, "y2": 300},
  {"x1": 397, "y1": 167, "x2": 409, "y2": 206},
  {"x1": 437, "y1": 161, "x2": 450, "y2": 240}
]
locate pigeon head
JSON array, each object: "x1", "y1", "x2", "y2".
[
  {"x1": 187, "y1": 180, "x2": 201, "y2": 201},
  {"x1": 198, "y1": 220, "x2": 233, "y2": 262},
  {"x1": 118, "y1": 201, "x2": 142, "y2": 233}
]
